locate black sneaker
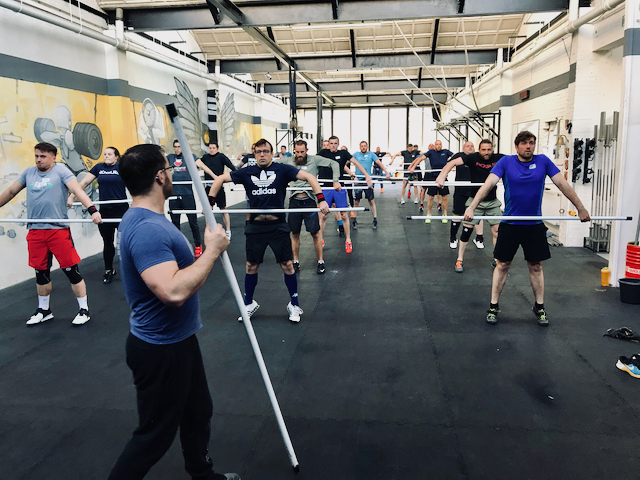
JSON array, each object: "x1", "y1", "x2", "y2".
[
  {"x1": 103, "y1": 269, "x2": 116, "y2": 284},
  {"x1": 337, "y1": 225, "x2": 345, "y2": 237},
  {"x1": 317, "y1": 262, "x2": 326, "y2": 275},
  {"x1": 352, "y1": 219, "x2": 358, "y2": 230},
  {"x1": 486, "y1": 307, "x2": 500, "y2": 325},
  {"x1": 532, "y1": 305, "x2": 549, "y2": 326},
  {"x1": 372, "y1": 219, "x2": 378, "y2": 230},
  {"x1": 293, "y1": 261, "x2": 300, "y2": 273}
]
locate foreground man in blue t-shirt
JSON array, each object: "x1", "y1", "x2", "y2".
[
  {"x1": 108, "y1": 144, "x2": 239, "y2": 480},
  {"x1": 465, "y1": 131, "x2": 590, "y2": 327}
]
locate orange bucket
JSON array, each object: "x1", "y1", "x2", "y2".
[{"x1": 626, "y1": 243, "x2": 640, "y2": 279}]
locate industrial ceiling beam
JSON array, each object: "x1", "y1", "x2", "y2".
[
  {"x1": 295, "y1": 93, "x2": 448, "y2": 106},
  {"x1": 216, "y1": 50, "x2": 497, "y2": 74},
  {"x1": 430, "y1": 19, "x2": 440, "y2": 65},
  {"x1": 113, "y1": 0, "x2": 569, "y2": 31},
  {"x1": 263, "y1": 78, "x2": 465, "y2": 94}
]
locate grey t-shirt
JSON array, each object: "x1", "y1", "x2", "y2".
[{"x1": 17, "y1": 164, "x2": 75, "y2": 229}]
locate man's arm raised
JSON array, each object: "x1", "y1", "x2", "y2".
[{"x1": 435, "y1": 157, "x2": 463, "y2": 187}]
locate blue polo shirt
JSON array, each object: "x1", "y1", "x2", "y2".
[{"x1": 490, "y1": 154, "x2": 560, "y2": 225}]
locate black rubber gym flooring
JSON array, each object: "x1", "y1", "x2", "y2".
[{"x1": 1, "y1": 184, "x2": 640, "y2": 480}]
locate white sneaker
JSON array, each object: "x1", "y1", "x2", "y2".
[
  {"x1": 400, "y1": 198, "x2": 405, "y2": 204},
  {"x1": 26, "y1": 308, "x2": 54, "y2": 325},
  {"x1": 450, "y1": 239, "x2": 458, "y2": 249},
  {"x1": 473, "y1": 239, "x2": 485, "y2": 249},
  {"x1": 286, "y1": 302, "x2": 303, "y2": 323},
  {"x1": 413, "y1": 197, "x2": 419, "y2": 204},
  {"x1": 72, "y1": 308, "x2": 90, "y2": 325},
  {"x1": 226, "y1": 231, "x2": 231, "y2": 240},
  {"x1": 238, "y1": 300, "x2": 259, "y2": 322}
]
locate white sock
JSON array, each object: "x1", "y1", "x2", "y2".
[
  {"x1": 77, "y1": 295, "x2": 88, "y2": 310},
  {"x1": 38, "y1": 295, "x2": 50, "y2": 310},
  {"x1": 318, "y1": 260, "x2": 324, "y2": 264}
]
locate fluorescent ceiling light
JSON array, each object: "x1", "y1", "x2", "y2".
[
  {"x1": 293, "y1": 22, "x2": 381, "y2": 30},
  {"x1": 350, "y1": 103, "x2": 384, "y2": 107},
  {"x1": 326, "y1": 69, "x2": 384, "y2": 75}
]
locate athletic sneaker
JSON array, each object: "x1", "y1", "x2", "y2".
[
  {"x1": 414, "y1": 197, "x2": 419, "y2": 204},
  {"x1": 473, "y1": 238, "x2": 485, "y2": 249},
  {"x1": 322, "y1": 239, "x2": 325, "y2": 247},
  {"x1": 103, "y1": 269, "x2": 116, "y2": 284},
  {"x1": 337, "y1": 225, "x2": 345, "y2": 237},
  {"x1": 345, "y1": 240, "x2": 353, "y2": 254},
  {"x1": 287, "y1": 302, "x2": 303, "y2": 323},
  {"x1": 455, "y1": 260, "x2": 464, "y2": 273},
  {"x1": 450, "y1": 238, "x2": 458, "y2": 249},
  {"x1": 317, "y1": 262, "x2": 326, "y2": 275},
  {"x1": 372, "y1": 219, "x2": 378, "y2": 230},
  {"x1": 401, "y1": 198, "x2": 405, "y2": 204},
  {"x1": 419, "y1": 205, "x2": 424, "y2": 213},
  {"x1": 194, "y1": 245, "x2": 202, "y2": 258},
  {"x1": 532, "y1": 305, "x2": 549, "y2": 326},
  {"x1": 352, "y1": 219, "x2": 358, "y2": 230},
  {"x1": 424, "y1": 219, "x2": 431, "y2": 224},
  {"x1": 616, "y1": 355, "x2": 640, "y2": 378},
  {"x1": 72, "y1": 308, "x2": 90, "y2": 325},
  {"x1": 380, "y1": 187, "x2": 384, "y2": 193},
  {"x1": 222, "y1": 474, "x2": 241, "y2": 480},
  {"x1": 238, "y1": 300, "x2": 260, "y2": 322},
  {"x1": 442, "y1": 219, "x2": 448, "y2": 224},
  {"x1": 226, "y1": 231, "x2": 231, "y2": 240},
  {"x1": 26, "y1": 308, "x2": 54, "y2": 325},
  {"x1": 438, "y1": 203, "x2": 443, "y2": 212},
  {"x1": 408, "y1": 191, "x2": 411, "y2": 198},
  {"x1": 293, "y1": 261, "x2": 300, "y2": 273},
  {"x1": 350, "y1": 211, "x2": 355, "y2": 218},
  {"x1": 486, "y1": 307, "x2": 500, "y2": 325}
]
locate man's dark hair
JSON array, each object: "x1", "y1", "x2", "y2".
[
  {"x1": 105, "y1": 146, "x2": 121, "y2": 157},
  {"x1": 280, "y1": 145, "x2": 287, "y2": 150},
  {"x1": 360, "y1": 140, "x2": 368, "y2": 145},
  {"x1": 479, "y1": 139, "x2": 493, "y2": 148},
  {"x1": 119, "y1": 144, "x2": 166, "y2": 196},
  {"x1": 294, "y1": 140, "x2": 307, "y2": 148},
  {"x1": 35, "y1": 142, "x2": 57, "y2": 156},
  {"x1": 173, "y1": 139, "x2": 180, "y2": 146},
  {"x1": 514, "y1": 130, "x2": 536, "y2": 146},
  {"x1": 209, "y1": 142, "x2": 219, "y2": 148},
  {"x1": 407, "y1": 143, "x2": 413, "y2": 148},
  {"x1": 328, "y1": 136, "x2": 339, "y2": 142},
  {"x1": 254, "y1": 138, "x2": 273, "y2": 153}
]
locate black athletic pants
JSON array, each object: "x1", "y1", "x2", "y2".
[
  {"x1": 170, "y1": 195, "x2": 202, "y2": 247},
  {"x1": 98, "y1": 205, "x2": 128, "y2": 271},
  {"x1": 107, "y1": 333, "x2": 219, "y2": 480}
]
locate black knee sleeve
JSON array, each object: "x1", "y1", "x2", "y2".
[
  {"x1": 35, "y1": 269, "x2": 51, "y2": 285},
  {"x1": 450, "y1": 221, "x2": 461, "y2": 237},
  {"x1": 63, "y1": 264, "x2": 83, "y2": 284},
  {"x1": 460, "y1": 226, "x2": 473, "y2": 243}
]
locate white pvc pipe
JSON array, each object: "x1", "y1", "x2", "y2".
[
  {"x1": 406, "y1": 215, "x2": 633, "y2": 221},
  {"x1": 166, "y1": 104, "x2": 300, "y2": 472},
  {"x1": 72, "y1": 199, "x2": 131, "y2": 206},
  {"x1": 171, "y1": 207, "x2": 368, "y2": 215}
]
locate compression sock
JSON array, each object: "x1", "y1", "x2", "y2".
[
  {"x1": 244, "y1": 273, "x2": 258, "y2": 305},
  {"x1": 284, "y1": 272, "x2": 299, "y2": 306}
]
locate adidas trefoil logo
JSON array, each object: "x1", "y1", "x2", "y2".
[{"x1": 251, "y1": 170, "x2": 277, "y2": 195}]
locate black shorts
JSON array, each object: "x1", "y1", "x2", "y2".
[
  {"x1": 245, "y1": 221, "x2": 293, "y2": 264},
  {"x1": 452, "y1": 193, "x2": 469, "y2": 216},
  {"x1": 425, "y1": 186, "x2": 450, "y2": 196},
  {"x1": 407, "y1": 171, "x2": 422, "y2": 182},
  {"x1": 372, "y1": 166, "x2": 383, "y2": 177},
  {"x1": 169, "y1": 194, "x2": 197, "y2": 212},
  {"x1": 493, "y1": 222, "x2": 551, "y2": 263},
  {"x1": 205, "y1": 186, "x2": 226, "y2": 209},
  {"x1": 288, "y1": 197, "x2": 320, "y2": 234},
  {"x1": 354, "y1": 186, "x2": 374, "y2": 201}
]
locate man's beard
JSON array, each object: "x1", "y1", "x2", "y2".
[
  {"x1": 163, "y1": 181, "x2": 173, "y2": 199},
  {"x1": 295, "y1": 155, "x2": 307, "y2": 166}
]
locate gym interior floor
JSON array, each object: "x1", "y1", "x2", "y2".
[{"x1": 1, "y1": 183, "x2": 639, "y2": 480}]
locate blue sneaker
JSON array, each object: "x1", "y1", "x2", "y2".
[{"x1": 616, "y1": 355, "x2": 640, "y2": 378}]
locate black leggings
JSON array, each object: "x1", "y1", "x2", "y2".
[
  {"x1": 99, "y1": 205, "x2": 128, "y2": 271},
  {"x1": 169, "y1": 195, "x2": 202, "y2": 247}
]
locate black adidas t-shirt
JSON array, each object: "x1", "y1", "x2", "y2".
[
  {"x1": 230, "y1": 162, "x2": 299, "y2": 222},
  {"x1": 463, "y1": 152, "x2": 504, "y2": 201}
]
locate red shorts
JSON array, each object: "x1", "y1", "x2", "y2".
[{"x1": 27, "y1": 229, "x2": 81, "y2": 270}]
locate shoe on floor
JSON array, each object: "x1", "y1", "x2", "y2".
[
  {"x1": 238, "y1": 300, "x2": 260, "y2": 322},
  {"x1": 222, "y1": 474, "x2": 241, "y2": 480},
  {"x1": 72, "y1": 308, "x2": 90, "y2": 326},
  {"x1": 317, "y1": 262, "x2": 326, "y2": 275},
  {"x1": 450, "y1": 238, "x2": 458, "y2": 249},
  {"x1": 350, "y1": 211, "x2": 355, "y2": 218},
  {"x1": 424, "y1": 219, "x2": 431, "y2": 224},
  {"x1": 408, "y1": 191, "x2": 411, "y2": 198},
  {"x1": 345, "y1": 240, "x2": 353, "y2": 254},
  {"x1": 372, "y1": 219, "x2": 378, "y2": 230},
  {"x1": 337, "y1": 225, "x2": 345, "y2": 237},
  {"x1": 287, "y1": 302, "x2": 303, "y2": 323},
  {"x1": 352, "y1": 219, "x2": 358, "y2": 230},
  {"x1": 103, "y1": 269, "x2": 116, "y2": 284},
  {"x1": 455, "y1": 260, "x2": 464, "y2": 273},
  {"x1": 293, "y1": 261, "x2": 300, "y2": 273},
  {"x1": 381, "y1": 187, "x2": 384, "y2": 193},
  {"x1": 532, "y1": 305, "x2": 549, "y2": 326},
  {"x1": 617, "y1": 355, "x2": 640, "y2": 378},
  {"x1": 437, "y1": 203, "x2": 442, "y2": 211},
  {"x1": 486, "y1": 307, "x2": 499, "y2": 325},
  {"x1": 414, "y1": 197, "x2": 419, "y2": 204},
  {"x1": 419, "y1": 205, "x2": 424, "y2": 213},
  {"x1": 473, "y1": 239, "x2": 485, "y2": 249},
  {"x1": 194, "y1": 245, "x2": 202, "y2": 258},
  {"x1": 400, "y1": 198, "x2": 405, "y2": 204},
  {"x1": 27, "y1": 308, "x2": 54, "y2": 325},
  {"x1": 442, "y1": 218, "x2": 448, "y2": 224},
  {"x1": 322, "y1": 239, "x2": 325, "y2": 247}
]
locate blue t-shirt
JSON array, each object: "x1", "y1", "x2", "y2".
[
  {"x1": 490, "y1": 154, "x2": 560, "y2": 225},
  {"x1": 280, "y1": 151, "x2": 292, "y2": 158},
  {"x1": 352, "y1": 151, "x2": 378, "y2": 179},
  {"x1": 167, "y1": 153, "x2": 199, "y2": 196},
  {"x1": 118, "y1": 208, "x2": 201, "y2": 344},
  {"x1": 424, "y1": 149, "x2": 453, "y2": 179},
  {"x1": 230, "y1": 162, "x2": 299, "y2": 222},
  {"x1": 89, "y1": 162, "x2": 127, "y2": 202}
]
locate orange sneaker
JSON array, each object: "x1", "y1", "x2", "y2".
[
  {"x1": 350, "y1": 211, "x2": 355, "y2": 218},
  {"x1": 345, "y1": 240, "x2": 353, "y2": 254},
  {"x1": 194, "y1": 246, "x2": 202, "y2": 258},
  {"x1": 381, "y1": 187, "x2": 384, "y2": 193},
  {"x1": 322, "y1": 239, "x2": 325, "y2": 247}
]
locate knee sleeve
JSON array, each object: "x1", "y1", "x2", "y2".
[
  {"x1": 63, "y1": 264, "x2": 83, "y2": 284},
  {"x1": 460, "y1": 226, "x2": 473, "y2": 243},
  {"x1": 35, "y1": 268, "x2": 51, "y2": 285}
]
